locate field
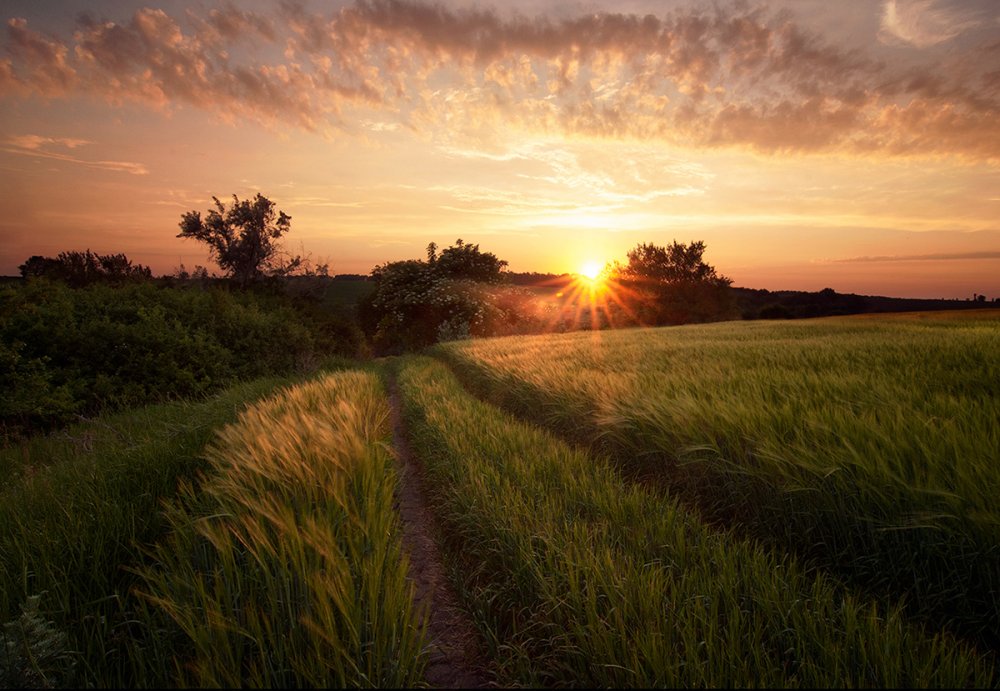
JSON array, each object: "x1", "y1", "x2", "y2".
[
  {"x1": 2, "y1": 310, "x2": 998, "y2": 687},
  {"x1": 433, "y1": 309, "x2": 1000, "y2": 650}
]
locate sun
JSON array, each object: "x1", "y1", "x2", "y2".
[{"x1": 578, "y1": 260, "x2": 604, "y2": 281}]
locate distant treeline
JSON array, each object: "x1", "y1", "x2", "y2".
[
  {"x1": 19, "y1": 250, "x2": 153, "y2": 287},
  {"x1": 733, "y1": 286, "x2": 994, "y2": 320},
  {"x1": 503, "y1": 271, "x2": 573, "y2": 286}
]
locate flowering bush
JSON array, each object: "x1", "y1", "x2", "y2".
[{"x1": 358, "y1": 241, "x2": 544, "y2": 353}]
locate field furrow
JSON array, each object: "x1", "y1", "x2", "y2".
[{"x1": 384, "y1": 373, "x2": 493, "y2": 688}]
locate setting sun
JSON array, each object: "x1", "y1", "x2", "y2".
[{"x1": 578, "y1": 261, "x2": 604, "y2": 281}]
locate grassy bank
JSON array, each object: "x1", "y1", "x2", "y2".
[
  {"x1": 0, "y1": 374, "x2": 302, "y2": 686},
  {"x1": 133, "y1": 369, "x2": 425, "y2": 687},
  {"x1": 2, "y1": 366, "x2": 425, "y2": 687}
]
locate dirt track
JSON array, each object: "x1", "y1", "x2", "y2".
[{"x1": 387, "y1": 379, "x2": 493, "y2": 689}]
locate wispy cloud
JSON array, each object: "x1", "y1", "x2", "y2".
[
  {"x1": 431, "y1": 138, "x2": 711, "y2": 216},
  {"x1": 3, "y1": 134, "x2": 148, "y2": 174},
  {"x1": 834, "y1": 250, "x2": 1000, "y2": 262},
  {"x1": 879, "y1": 0, "x2": 992, "y2": 47},
  {"x1": 284, "y1": 196, "x2": 366, "y2": 208},
  {"x1": 1, "y1": 1, "x2": 998, "y2": 158},
  {"x1": 6, "y1": 134, "x2": 91, "y2": 149}
]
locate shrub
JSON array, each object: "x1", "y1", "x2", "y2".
[
  {"x1": 358, "y1": 240, "x2": 547, "y2": 353},
  {"x1": 0, "y1": 279, "x2": 356, "y2": 440}
]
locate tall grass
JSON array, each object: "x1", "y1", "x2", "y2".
[
  {"x1": 432, "y1": 311, "x2": 1000, "y2": 648},
  {"x1": 395, "y1": 355, "x2": 994, "y2": 687},
  {"x1": 134, "y1": 370, "x2": 426, "y2": 687},
  {"x1": 0, "y1": 375, "x2": 297, "y2": 687}
]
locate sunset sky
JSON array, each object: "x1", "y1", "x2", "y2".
[{"x1": 1, "y1": 0, "x2": 998, "y2": 298}]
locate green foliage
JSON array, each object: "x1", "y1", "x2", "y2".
[
  {"x1": 178, "y1": 194, "x2": 300, "y2": 287},
  {"x1": 609, "y1": 240, "x2": 735, "y2": 325},
  {"x1": 0, "y1": 341, "x2": 77, "y2": 436},
  {"x1": 359, "y1": 240, "x2": 533, "y2": 353},
  {"x1": 431, "y1": 238, "x2": 508, "y2": 282},
  {"x1": 19, "y1": 250, "x2": 152, "y2": 287},
  {"x1": 395, "y1": 356, "x2": 994, "y2": 687},
  {"x1": 0, "y1": 594, "x2": 75, "y2": 689},
  {"x1": 0, "y1": 280, "x2": 359, "y2": 440}
]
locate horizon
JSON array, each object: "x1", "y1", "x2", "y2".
[{"x1": 1, "y1": 0, "x2": 998, "y2": 300}]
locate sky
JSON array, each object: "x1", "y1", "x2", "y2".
[{"x1": 1, "y1": 0, "x2": 998, "y2": 299}]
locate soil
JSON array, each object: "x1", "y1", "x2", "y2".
[{"x1": 386, "y1": 380, "x2": 494, "y2": 689}]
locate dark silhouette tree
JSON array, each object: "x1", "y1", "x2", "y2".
[
  {"x1": 18, "y1": 250, "x2": 151, "y2": 287},
  {"x1": 610, "y1": 240, "x2": 734, "y2": 325},
  {"x1": 18, "y1": 255, "x2": 61, "y2": 279},
  {"x1": 178, "y1": 193, "x2": 300, "y2": 288},
  {"x1": 615, "y1": 241, "x2": 726, "y2": 284}
]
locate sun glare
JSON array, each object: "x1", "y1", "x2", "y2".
[{"x1": 579, "y1": 261, "x2": 603, "y2": 281}]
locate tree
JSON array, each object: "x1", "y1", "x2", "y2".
[
  {"x1": 610, "y1": 240, "x2": 734, "y2": 325},
  {"x1": 357, "y1": 239, "x2": 516, "y2": 353},
  {"x1": 18, "y1": 256, "x2": 61, "y2": 279},
  {"x1": 433, "y1": 238, "x2": 508, "y2": 282},
  {"x1": 18, "y1": 250, "x2": 151, "y2": 287},
  {"x1": 178, "y1": 193, "x2": 301, "y2": 288},
  {"x1": 615, "y1": 241, "x2": 726, "y2": 284}
]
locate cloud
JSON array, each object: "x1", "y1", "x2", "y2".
[
  {"x1": 3, "y1": 134, "x2": 147, "y2": 174},
  {"x1": 436, "y1": 139, "x2": 711, "y2": 216},
  {"x1": 198, "y1": 3, "x2": 278, "y2": 45},
  {"x1": 1, "y1": 1, "x2": 999, "y2": 159},
  {"x1": 3, "y1": 17, "x2": 76, "y2": 95},
  {"x1": 879, "y1": 0, "x2": 991, "y2": 48},
  {"x1": 834, "y1": 250, "x2": 1000, "y2": 262},
  {"x1": 6, "y1": 134, "x2": 91, "y2": 149}
]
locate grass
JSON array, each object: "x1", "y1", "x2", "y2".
[
  {"x1": 133, "y1": 369, "x2": 426, "y2": 687},
  {"x1": 0, "y1": 374, "x2": 300, "y2": 686},
  {"x1": 432, "y1": 310, "x2": 1000, "y2": 650},
  {"x1": 1, "y1": 364, "x2": 425, "y2": 687},
  {"x1": 394, "y1": 355, "x2": 995, "y2": 687},
  {"x1": 5, "y1": 307, "x2": 997, "y2": 687}
]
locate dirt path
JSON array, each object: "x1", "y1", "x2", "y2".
[{"x1": 386, "y1": 378, "x2": 493, "y2": 689}]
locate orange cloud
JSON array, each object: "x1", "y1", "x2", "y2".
[
  {"x1": 3, "y1": 133, "x2": 146, "y2": 174},
  {"x1": 833, "y1": 250, "x2": 1000, "y2": 263},
  {"x1": 0, "y1": 143, "x2": 148, "y2": 174},
  {"x1": 4, "y1": 17, "x2": 76, "y2": 95},
  {"x1": 1, "y1": 1, "x2": 998, "y2": 158},
  {"x1": 6, "y1": 134, "x2": 91, "y2": 150}
]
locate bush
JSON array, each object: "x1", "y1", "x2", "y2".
[
  {"x1": 19, "y1": 250, "x2": 152, "y2": 287},
  {"x1": 0, "y1": 279, "x2": 358, "y2": 440},
  {"x1": 358, "y1": 240, "x2": 547, "y2": 354}
]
